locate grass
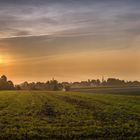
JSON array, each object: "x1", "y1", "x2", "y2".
[
  {"x1": 0, "y1": 91, "x2": 139, "y2": 139},
  {"x1": 71, "y1": 86, "x2": 140, "y2": 95}
]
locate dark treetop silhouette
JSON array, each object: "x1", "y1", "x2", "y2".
[
  {"x1": 0, "y1": 75, "x2": 140, "y2": 91},
  {"x1": 0, "y1": 75, "x2": 14, "y2": 90}
]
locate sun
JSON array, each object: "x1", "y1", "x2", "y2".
[
  {"x1": 0, "y1": 55, "x2": 12, "y2": 65},
  {"x1": 0, "y1": 56, "x2": 4, "y2": 64}
]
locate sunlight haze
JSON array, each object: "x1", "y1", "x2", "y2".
[{"x1": 0, "y1": 0, "x2": 140, "y2": 83}]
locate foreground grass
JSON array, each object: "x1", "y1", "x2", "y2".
[{"x1": 0, "y1": 91, "x2": 139, "y2": 139}]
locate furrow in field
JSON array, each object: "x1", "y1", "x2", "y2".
[
  {"x1": 9, "y1": 91, "x2": 60, "y2": 118},
  {"x1": 56, "y1": 93, "x2": 140, "y2": 125},
  {"x1": 35, "y1": 92, "x2": 98, "y2": 127},
  {"x1": 0, "y1": 92, "x2": 20, "y2": 114},
  {"x1": 0, "y1": 91, "x2": 139, "y2": 139},
  {"x1": 29, "y1": 92, "x2": 61, "y2": 119}
]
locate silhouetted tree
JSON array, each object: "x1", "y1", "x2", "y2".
[
  {"x1": 0, "y1": 75, "x2": 15, "y2": 90},
  {"x1": 7, "y1": 80, "x2": 14, "y2": 90},
  {"x1": 1, "y1": 75, "x2": 7, "y2": 81},
  {"x1": 106, "y1": 78, "x2": 125, "y2": 86},
  {"x1": 15, "y1": 85, "x2": 21, "y2": 90},
  {"x1": 20, "y1": 81, "x2": 29, "y2": 90},
  {"x1": 65, "y1": 85, "x2": 71, "y2": 91}
]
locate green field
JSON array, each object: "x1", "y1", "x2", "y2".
[{"x1": 0, "y1": 91, "x2": 139, "y2": 139}]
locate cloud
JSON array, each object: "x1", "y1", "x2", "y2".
[
  {"x1": 0, "y1": 0, "x2": 140, "y2": 82},
  {"x1": 0, "y1": 0, "x2": 140, "y2": 51}
]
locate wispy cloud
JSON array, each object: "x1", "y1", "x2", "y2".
[
  {"x1": 0, "y1": 0, "x2": 140, "y2": 82},
  {"x1": 0, "y1": 0, "x2": 140, "y2": 56},
  {"x1": 0, "y1": 0, "x2": 140, "y2": 42}
]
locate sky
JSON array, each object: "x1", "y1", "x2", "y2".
[{"x1": 0, "y1": 0, "x2": 140, "y2": 83}]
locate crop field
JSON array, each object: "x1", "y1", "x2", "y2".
[
  {"x1": 71, "y1": 86, "x2": 140, "y2": 96},
  {"x1": 0, "y1": 91, "x2": 139, "y2": 139}
]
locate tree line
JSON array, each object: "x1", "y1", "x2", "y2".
[
  {"x1": 0, "y1": 75, "x2": 140, "y2": 91},
  {"x1": 70, "y1": 78, "x2": 140, "y2": 88}
]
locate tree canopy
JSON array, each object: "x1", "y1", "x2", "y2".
[{"x1": 0, "y1": 75, "x2": 14, "y2": 90}]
